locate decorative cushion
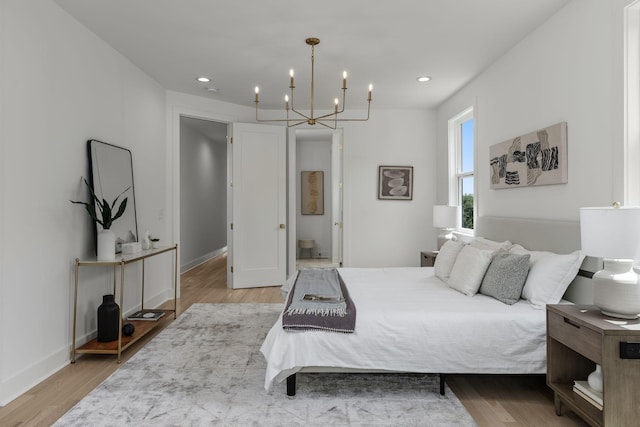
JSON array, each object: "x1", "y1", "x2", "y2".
[
  {"x1": 469, "y1": 237, "x2": 512, "y2": 254},
  {"x1": 479, "y1": 252, "x2": 531, "y2": 305},
  {"x1": 433, "y1": 240, "x2": 466, "y2": 282},
  {"x1": 510, "y1": 244, "x2": 585, "y2": 308},
  {"x1": 447, "y1": 245, "x2": 493, "y2": 296}
]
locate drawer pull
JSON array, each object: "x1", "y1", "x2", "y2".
[{"x1": 564, "y1": 317, "x2": 581, "y2": 329}]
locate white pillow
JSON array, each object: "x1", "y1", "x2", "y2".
[
  {"x1": 469, "y1": 237, "x2": 512, "y2": 253},
  {"x1": 433, "y1": 240, "x2": 466, "y2": 282},
  {"x1": 447, "y1": 245, "x2": 494, "y2": 296},
  {"x1": 510, "y1": 244, "x2": 585, "y2": 308}
]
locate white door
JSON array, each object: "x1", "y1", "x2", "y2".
[{"x1": 228, "y1": 123, "x2": 286, "y2": 288}]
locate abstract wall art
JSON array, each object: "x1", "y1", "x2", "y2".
[
  {"x1": 489, "y1": 122, "x2": 567, "y2": 189},
  {"x1": 378, "y1": 166, "x2": 413, "y2": 200},
  {"x1": 301, "y1": 171, "x2": 324, "y2": 215}
]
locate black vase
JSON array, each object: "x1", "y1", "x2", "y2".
[{"x1": 97, "y1": 294, "x2": 119, "y2": 342}]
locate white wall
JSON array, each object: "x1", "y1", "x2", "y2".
[
  {"x1": 296, "y1": 138, "x2": 332, "y2": 259},
  {"x1": 342, "y1": 109, "x2": 438, "y2": 266},
  {"x1": 436, "y1": 0, "x2": 633, "y2": 223},
  {"x1": 179, "y1": 118, "x2": 227, "y2": 271},
  {"x1": 0, "y1": 0, "x2": 169, "y2": 405}
]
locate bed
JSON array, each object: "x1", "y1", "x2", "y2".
[{"x1": 260, "y1": 216, "x2": 594, "y2": 395}]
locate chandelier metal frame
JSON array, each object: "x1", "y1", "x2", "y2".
[{"x1": 254, "y1": 37, "x2": 372, "y2": 129}]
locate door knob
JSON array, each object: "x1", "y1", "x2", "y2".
[{"x1": 279, "y1": 224, "x2": 286, "y2": 229}]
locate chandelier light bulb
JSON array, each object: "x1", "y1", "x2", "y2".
[{"x1": 254, "y1": 86, "x2": 259, "y2": 102}]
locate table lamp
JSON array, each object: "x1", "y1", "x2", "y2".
[
  {"x1": 580, "y1": 204, "x2": 640, "y2": 319},
  {"x1": 433, "y1": 205, "x2": 459, "y2": 250}
]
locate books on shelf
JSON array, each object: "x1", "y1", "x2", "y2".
[
  {"x1": 573, "y1": 380, "x2": 603, "y2": 410},
  {"x1": 127, "y1": 310, "x2": 166, "y2": 321}
]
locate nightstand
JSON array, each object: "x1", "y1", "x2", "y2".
[
  {"x1": 546, "y1": 304, "x2": 640, "y2": 426},
  {"x1": 420, "y1": 250, "x2": 438, "y2": 267}
]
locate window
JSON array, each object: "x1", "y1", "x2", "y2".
[{"x1": 448, "y1": 107, "x2": 475, "y2": 231}]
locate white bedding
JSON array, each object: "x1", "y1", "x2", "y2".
[{"x1": 260, "y1": 267, "x2": 548, "y2": 391}]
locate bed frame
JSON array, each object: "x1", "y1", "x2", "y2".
[{"x1": 284, "y1": 216, "x2": 596, "y2": 396}]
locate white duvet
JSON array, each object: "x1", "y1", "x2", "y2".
[{"x1": 260, "y1": 267, "x2": 547, "y2": 391}]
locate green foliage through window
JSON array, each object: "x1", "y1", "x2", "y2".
[{"x1": 462, "y1": 194, "x2": 474, "y2": 229}]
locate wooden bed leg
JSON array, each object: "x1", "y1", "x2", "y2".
[
  {"x1": 286, "y1": 374, "x2": 296, "y2": 396},
  {"x1": 439, "y1": 374, "x2": 445, "y2": 396}
]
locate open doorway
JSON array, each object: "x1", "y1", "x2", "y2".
[
  {"x1": 292, "y1": 129, "x2": 343, "y2": 270},
  {"x1": 179, "y1": 116, "x2": 228, "y2": 273}
]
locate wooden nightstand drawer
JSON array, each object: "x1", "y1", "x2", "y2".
[
  {"x1": 420, "y1": 251, "x2": 438, "y2": 267},
  {"x1": 548, "y1": 310, "x2": 602, "y2": 363}
]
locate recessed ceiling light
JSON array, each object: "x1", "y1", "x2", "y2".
[
  {"x1": 206, "y1": 86, "x2": 218, "y2": 93},
  {"x1": 416, "y1": 76, "x2": 432, "y2": 83},
  {"x1": 197, "y1": 76, "x2": 211, "y2": 83}
]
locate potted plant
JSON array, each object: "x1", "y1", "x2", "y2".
[{"x1": 71, "y1": 177, "x2": 130, "y2": 260}]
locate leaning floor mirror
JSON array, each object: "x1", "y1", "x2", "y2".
[{"x1": 88, "y1": 139, "x2": 139, "y2": 254}]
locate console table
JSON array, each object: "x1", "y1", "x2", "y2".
[{"x1": 71, "y1": 244, "x2": 178, "y2": 363}]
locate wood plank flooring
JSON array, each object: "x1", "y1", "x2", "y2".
[{"x1": 0, "y1": 253, "x2": 587, "y2": 426}]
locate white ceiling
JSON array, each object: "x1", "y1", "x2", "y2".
[{"x1": 54, "y1": 0, "x2": 570, "y2": 110}]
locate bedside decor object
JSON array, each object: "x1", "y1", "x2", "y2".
[
  {"x1": 580, "y1": 204, "x2": 640, "y2": 318},
  {"x1": 97, "y1": 294, "x2": 119, "y2": 342},
  {"x1": 70, "y1": 177, "x2": 130, "y2": 261},
  {"x1": 378, "y1": 166, "x2": 413, "y2": 200},
  {"x1": 587, "y1": 364, "x2": 603, "y2": 393},
  {"x1": 433, "y1": 205, "x2": 459, "y2": 249}
]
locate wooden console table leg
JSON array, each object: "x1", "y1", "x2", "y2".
[{"x1": 554, "y1": 393, "x2": 562, "y2": 416}]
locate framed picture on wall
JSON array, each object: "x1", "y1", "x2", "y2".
[
  {"x1": 378, "y1": 166, "x2": 413, "y2": 200},
  {"x1": 301, "y1": 171, "x2": 324, "y2": 214}
]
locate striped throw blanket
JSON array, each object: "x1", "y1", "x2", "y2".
[{"x1": 282, "y1": 268, "x2": 356, "y2": 333}]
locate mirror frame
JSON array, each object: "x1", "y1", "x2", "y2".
[{"x1": 87, "y1": 139, "x2": 139, "y2": 254}]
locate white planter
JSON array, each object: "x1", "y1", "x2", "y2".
[{"x1": 97, "y1": 229, "x2": 116, "y2": 261}]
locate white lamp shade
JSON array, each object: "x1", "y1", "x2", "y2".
[
  {"x1": 433, "y1": 205, "x2": 459, "y2": 229},
  {"x1": 580, "y1": 206, "x2": 640, "y2": 260}
]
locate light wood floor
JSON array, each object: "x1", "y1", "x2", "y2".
[{"x1": 0, "y1": 254, "x2": 587, "y2": 427}]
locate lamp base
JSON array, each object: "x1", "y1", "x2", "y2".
[
  {"x1": 593, "y1": 259, "x2": 640, "y2": 319},
  {"x1": 437, "y1": 229, "x2": 454, "y2": 250}
]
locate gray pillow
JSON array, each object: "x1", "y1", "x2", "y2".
[{"x1": 479, "y1": 252, "x2": 530, "y2": 305}]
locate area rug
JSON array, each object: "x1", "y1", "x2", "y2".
[{"x1": 54, "y1": 303, "x2": 476, "y2": 426}]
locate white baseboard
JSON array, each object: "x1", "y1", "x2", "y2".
[
  {"x1": 0, "y1": 291, "x2": 178, "y2": 407},
  {"x1": 0, "y1": 344, "x2": 69, "y2": 406},
  {"x1": 181, "y1": 247, "x2": 226, "y2": 273}
]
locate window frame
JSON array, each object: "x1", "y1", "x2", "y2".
[{"x1": 448, "y1": 106, "x2": 475, "y2": 234}]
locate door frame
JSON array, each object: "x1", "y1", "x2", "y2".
[
  {"x1": 287, "y1": 128, "x2": 344, "y2": 277},
  {"x1": 169, "y1": 106, "x2": 236, "y2": 291}
]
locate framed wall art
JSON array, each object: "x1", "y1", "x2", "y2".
[
  {"x1": 489, "y1": 122, "x2": 567, "y2": 189},
  {"x1": 378, "y1": 166, "x2": 413, "y2": 200},
  {"x1": 301, "y1": 171, "x2": 324, "y2": 215}
]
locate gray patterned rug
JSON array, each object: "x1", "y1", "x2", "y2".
[{"x1": 55, "y1": 303, "x2": 476, "y2": 426}]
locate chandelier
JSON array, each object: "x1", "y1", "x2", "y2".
[{"x1": 254, "y1": 37, "x2": 372, "y2": 129}]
